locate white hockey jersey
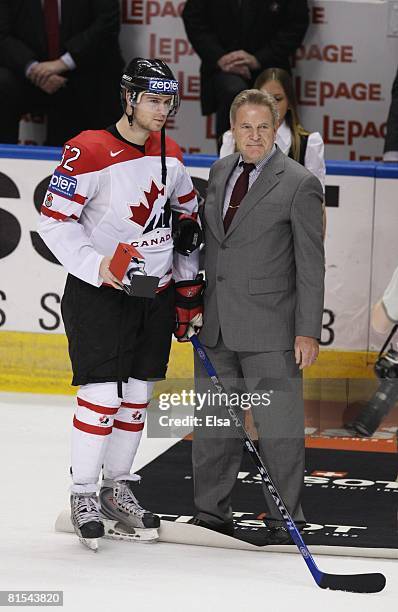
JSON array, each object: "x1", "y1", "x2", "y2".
[{"x1": 38, "y1": 128, "x2": 199, "y2": 288}]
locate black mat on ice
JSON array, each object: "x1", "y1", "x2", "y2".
[{"x1": 136, "y1": 440, "x2": 398, "y2": 549}]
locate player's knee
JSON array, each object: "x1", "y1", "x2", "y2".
[
  {"x1": 123, "y1": 377, "x2": 155, "y2": 404},
  {"x1": 78, "y1": 381, "x2": 120, "y2": 408}
]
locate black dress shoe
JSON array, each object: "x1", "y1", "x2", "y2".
[
  {"x1": 191, "y1": 517, "x2": 234, "y2": 537},
  {"x1": 265, "y1": 522, "x2": 306, "y2": 545},
  {"x1": 265, "y1": 525, "x2": 292, "y2": 545}
]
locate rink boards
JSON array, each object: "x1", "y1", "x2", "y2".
[{"x1": 1, "y1": 147, "x2": 398, "y2": 395}]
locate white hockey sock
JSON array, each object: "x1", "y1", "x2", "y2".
[
  {"x1": 71, "y1": 382, "x2": 120, "y2": 487},
  {"x1": 103, "y1": 378, "x2": 154, "y2": 480}
]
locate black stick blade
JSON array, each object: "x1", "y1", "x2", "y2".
[{"x1": 319, "y1": 572, "x2": 386, "y2": 593}]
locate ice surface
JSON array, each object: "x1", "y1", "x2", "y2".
[{"x1": 0, "y1": 392, "x2": 397, "y2": 612}]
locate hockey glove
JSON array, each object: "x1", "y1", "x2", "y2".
[
  {"x1": 173, "y1": 213, "x2": 203, "y2": 255},
  {"x1": 174, "y1": 277, "x2": 205, "y2": 342}
]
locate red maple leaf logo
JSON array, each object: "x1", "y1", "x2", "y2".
[{"x1": 129, "y1": 180, "x2": 165, "y2": 228}]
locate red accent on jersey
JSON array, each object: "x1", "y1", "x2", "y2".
[
  {"x1": 73, "y1": 415, "x2": 113, "y2": 436},
  {"x1": 120, "y1": 402, "x2": 149, "y2": 409},
  {"x1": 113, "y1": 419, "x2": 145, "y2": 432},
  {"x1": 77, "y1": 397, "x2": 119, "y2": 415},
  {"x1": 40, "y1": 206, "x2": 79, "y2": 221},
  {"x1": 129, "y1": 181, "x2": 165, "y2": 227},
  {"x1": 72, "y1": 193, "x2": 87, "y2": 205},
  {"x1": 145, "y1": 131, "x2": 183, "y2": 162},
  {"x1": 178, "y1": 213, "x2": 198, "y2": 222},
  {"x1": 178, "y1": 189, "x2": 196, "y2": 204},
  {"x1": 157, "y1": 278, "x2": 172, "y2": 292},
  {"x1": 58, "y1": 130, "x2": 183, "y2": 176}
]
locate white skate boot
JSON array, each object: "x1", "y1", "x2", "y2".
[{"x1": 99, "y1": 474, "x2": 160, "y2": 542}]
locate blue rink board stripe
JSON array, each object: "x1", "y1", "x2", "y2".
[{"x1": 1, "y1": 144, "x2": 398, "y2": 178}]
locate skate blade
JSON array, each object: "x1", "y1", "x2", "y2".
[
  {"x1": 78, "y1": 536, "x2": 99, "y2": 552},
  {"x1": 103, "y1": 520, "x2": 159, "y2": 543}
]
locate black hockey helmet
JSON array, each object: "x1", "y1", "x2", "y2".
[{"x1": 120, "y1": 57, "x2": 180, "y2": 117}]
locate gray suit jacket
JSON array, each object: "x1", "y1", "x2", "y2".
[{"x1": 199, "y1": 147, "x2": 325, "y2": 351}]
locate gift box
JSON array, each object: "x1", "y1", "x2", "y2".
[{"x1": 109, "y1": 243, "x2": 143, "y2": 281}]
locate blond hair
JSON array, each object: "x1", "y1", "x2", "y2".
[
  {"x1": 230, "y1": 89, "x2": 279, "y2": 128},
  {"x1": 254, "y1": 67, "x2": 309, "y2": 162}
]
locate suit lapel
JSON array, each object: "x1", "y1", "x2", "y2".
[
  {"x1": 225, "y1": 148, "x2": 285, "y2": 237},
  {"x1": 60, "y1": 0, "x2": 69, "y2": 43},
  {"x1": 31, "y1": 0, "x2": 47, "y2": 52}
]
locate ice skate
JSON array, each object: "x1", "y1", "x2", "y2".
[
  {"x1": 100, "y1": 474, "x2": 160, "y2": 542},
  {"x1": 70, "y1": 490, "x2": 105, "y2": 551}
]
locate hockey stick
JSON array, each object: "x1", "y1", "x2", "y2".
[{"x1": 190, "y1": 334, "x2": 386, "y2": 593}]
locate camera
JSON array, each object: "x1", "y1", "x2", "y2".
[{"x1": 349, "y1": 346, "x2": 398, "y2": 437}]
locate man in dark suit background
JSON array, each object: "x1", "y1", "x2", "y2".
[
  {"x1": 383, "y1": 66, "x2": 398, "y2": 162},
  {"x1": 182, "y1": 0, "x2": 309, "y2": 145},
  {"x1": 0, "y1": 0, "x2": 124, "y2": 145}
]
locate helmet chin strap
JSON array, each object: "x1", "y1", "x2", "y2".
[
  {"x1": 125, "y1": 93, "x2": 167, "y2": 188},
  {"x1": 126, "y1": 99, "x2": 134, "y2": 127},
  {"x1": 161, "y1": 126, "x2": 167, "y2": 186}
]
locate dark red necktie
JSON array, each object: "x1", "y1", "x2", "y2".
[
  {"x1": 223, "y1": 162, "x2": 255, "y2": 232},
  {"x1": 43, "y1": 0, "x2": 60, "y2": 60}
]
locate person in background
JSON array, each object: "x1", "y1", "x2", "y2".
[
  {"x1": 182, "y1": 0, "x2": 309, "y2": 146},
  {"x1": 220, "y1": 67, "x2": 326, "y2": 235},
  {"x1": 383, "y1": 67, "x2": 398, "y2": 162},
  {"x1": 372, "y1": 265, "x2": 398, "y2": 334},
  {"x1": 0, "y1": 0, "x2": 124, "y2": 146}
]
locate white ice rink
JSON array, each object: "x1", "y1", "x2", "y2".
[{"x1": 0, "y1": 392, "x2": 397, "y2": 612}]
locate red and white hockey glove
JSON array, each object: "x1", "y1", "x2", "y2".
[{"x1": 174, "y1": 278, "x2": 205, "y2": 342}]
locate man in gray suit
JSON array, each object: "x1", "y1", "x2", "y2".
[{"x1": 192, "y1": 89, "x2": 324, "y2": 544}]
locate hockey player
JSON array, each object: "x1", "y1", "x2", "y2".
[{"x1": 38, "y1": 58, "x2": 203, "y2": 550}]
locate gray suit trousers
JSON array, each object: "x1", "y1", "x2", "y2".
[{"x1": 192, "y1": 334, "x2": 306, "y2": 527}]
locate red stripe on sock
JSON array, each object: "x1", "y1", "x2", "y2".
[
  {"x1": 73, "y1": 415, "x2": 113, "y2": 436},
  {"x1": 120, "y1": 401, "x2": 149, "y2": 409},
  {"x1": 77, "y1": 397, "x2": 119, "y2": 415},
  {"x1": 113, "y1": 419, "x2": 145, "y2": 432}
]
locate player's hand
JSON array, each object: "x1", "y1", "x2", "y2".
[
  {"x1": 176, "y1": 313, "x2": 203, "y2": 342},
  {"x1": 99, "y1": 256, "x2": 123, "y2": 290},
  {"x1": 38, "y1": 74, "x2": 67, "y2": 95},
  {"x1": 294, "y1": 336, "x2": 319, "y2": 369},
  {"x1": 174, "y1": 278, "x2": 205, "y2": 342}
]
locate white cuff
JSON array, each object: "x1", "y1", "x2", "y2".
[
  {"x1": 25, "y1": 60, "x2": 38, "y2": 78},
  {"x1": 61, "y1": 52, "x2": 76, "y2": 71}
]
